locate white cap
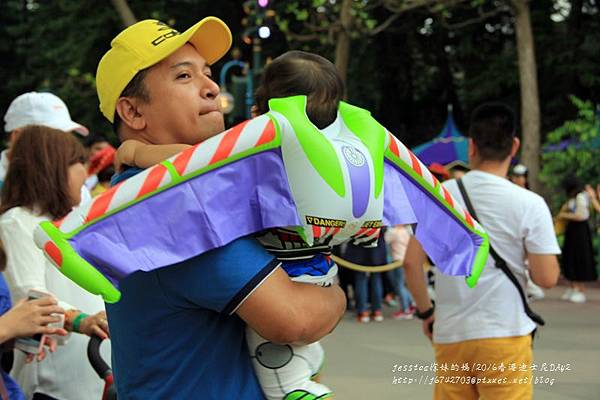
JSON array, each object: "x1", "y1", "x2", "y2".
[
  {"x1": 512, "y1": 164, "x2": 528, "y2": 176},
  {"x1": 4, "y1": 92, "x2": 89, "y2": 136}
]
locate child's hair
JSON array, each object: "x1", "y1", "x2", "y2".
[
  {"x1": 254, "y1": 50, "x2": 344, "y2": 129},
  {"x1": 0, "y1": 125, "x2": 86, "y2": 219}
]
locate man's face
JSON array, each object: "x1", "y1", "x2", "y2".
[{"x1": 140, "y1": 43, "x2": 224, "y2": 145}]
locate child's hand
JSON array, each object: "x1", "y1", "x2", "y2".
[{"x1": 115, "y1": 140, "x2": 142, "y2": 171}]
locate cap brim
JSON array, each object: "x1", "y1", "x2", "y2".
[
  {"x1": 184, "y1": 17, "x2": 232, "y2": 65},
  {"x1": 47, "y1": 119, "x2": 89, "y2": 136}
]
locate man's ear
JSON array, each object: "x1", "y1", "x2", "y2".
[
  {"x1": 510, "y1": 137, "x2": 521, "y2": 158},
  {"x1": 468, "y1": 138, "x2": 477, "y2": 160},
  {"x1": 115, "y1": 97, "x2": 146, "y2": 131}
]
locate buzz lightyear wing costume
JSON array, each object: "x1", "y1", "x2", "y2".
[{"x1": 34, "y1": 96, "x2": 488, "y2": 303}]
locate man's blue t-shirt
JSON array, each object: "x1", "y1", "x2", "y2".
[{"x1": 107, "y1": 169, "x2": 277, "y2": 399}]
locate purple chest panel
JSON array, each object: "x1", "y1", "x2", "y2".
[{"x1": 341, "y1": 145, "x2": 371, "y2": 218}]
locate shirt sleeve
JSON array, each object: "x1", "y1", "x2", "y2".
[
  {"x1": 574, "y1": 192, "x2": 590, "y2": 220},
  {"x1": 0, "y1": 213, "x2": 76, "y2": 309},
  {"x1": 521, "y1": 197, "x2": 561, "y2": 255},
  {"x1": 157, "y1": 236, "x2": 280, "y2": 314}
]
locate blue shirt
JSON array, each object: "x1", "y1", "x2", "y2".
[
  {"x1": 0, "y1": 274, "x2": 25, "y2": 400},
  {"x1": 107, "y1": 169, "x2": 276, "y2": 399}
]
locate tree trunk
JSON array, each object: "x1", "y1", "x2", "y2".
[
  {"x1": 335, "y1": 0, "x2": 353, "y2": 99},
  {"x1": 511, "y1": 0, "x2": 541, "y2": 193},
  {"x1": 110, "y1": 0, "x2": 137, "y2": 28}
]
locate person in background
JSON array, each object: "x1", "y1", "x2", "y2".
[
  {"x1": 384, "y1": 225, "x2": 415, "y2": 320},
  {"x1": 344, "y1": 234, "x2": 387, "y2": 323},
  {"x1": 558, "y1": 176, "x2": 598, "y2": 303},
  {"x1": 0, "y1": 125, "x2": 109, "y2": 400},
  {"x1": 509, "y1": 163, "x2": 529, "y2": 189},
  {"x1": 585, "y1": 184, "x2": 600, "y2": 213},
  {"x1": 404, "y1": 102, "x2": 560, "y2": 400},
  {"x1": 1, "y1": 92, "x2": 91, "y2": 205},
  {"x1": 87, "y1": 145, "x2": 116, "y2": 197},
  {"x1": 85, "y1": 134, "x2": 111, "y2": 160},
  {"x1": 507, "y1": 163, "x2": 546, "y2": 300},
  {"x1": 84, "y1": 134, "x2": 113, "y2": 192},
  {"x1": 0, "y1": 269, "x2": 67, "y2": 400},
  {"x1": 428, "y1": 163, "x2": 450, "y2": 182},
  {"x1": 445, "y1": 160, "x2": 470, "y2": 180}
]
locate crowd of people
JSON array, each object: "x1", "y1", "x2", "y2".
[{"x1": 0, "y1": 14, "x2": 597, "y2": 400}]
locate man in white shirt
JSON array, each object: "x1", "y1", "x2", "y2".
[
  {"x1": 404, "y1": 102, "x2": 560, "y2": 400},
  {"x1": 1, "y1": 92, "x2": 90, "y2": 197}
]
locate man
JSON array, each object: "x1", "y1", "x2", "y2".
[
  {"x1": 95, "y1": 18, "x2": 346, "y2": 399},
  {"x1": 404, "y1": 103, "x2": 560, "y2": 400},
  {"x1": 2, "y1": 92, "x2": 89, "y2": 191}
]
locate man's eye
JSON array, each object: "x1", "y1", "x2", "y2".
[
  {"x1": 176, "y1": 73, "x2": 191, "y2": 79},
  {"x1": 205, "y1": 74, "x2": 215, "y2": 82}
]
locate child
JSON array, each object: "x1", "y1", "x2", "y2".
[{"x1": 115, "y1": 50, "x2": 347, "y2": 400}]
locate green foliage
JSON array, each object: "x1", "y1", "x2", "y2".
[
  {"x1": 540, "y1": 96, "x2": 600, "y2": 210},
  {"x1": 0, "y1": 0, "x2": 246, "y2": 145}
]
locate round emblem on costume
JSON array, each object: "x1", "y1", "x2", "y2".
[
  {"x1": 255, "y1": 342, "x2": 294, "y2": 369},
  {"x1": 342, "y1": 146, "x2": 366, "y2": 167}
]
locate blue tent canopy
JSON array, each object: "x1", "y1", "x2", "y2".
[{"x1": 412, "y1": 106, "x2": 468, "y2": 166}]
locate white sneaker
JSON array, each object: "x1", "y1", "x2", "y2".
[
  {"x1": 569, "y1": 291, "x2": 586, "y2": 304},
  {"x1": 561, "y1": 288, "x2": 573, "y2": 300},
  {"x1": 527, "y1": 282, "x2": 545, "y2": 301}
]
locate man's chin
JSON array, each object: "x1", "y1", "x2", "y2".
[{"x1": 195, "y1": 116, "x2": 225, "y2": 143}]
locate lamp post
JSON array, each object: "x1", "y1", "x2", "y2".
[{"x1": 219, "y1": 60, "x2": 253, "y2": 119}]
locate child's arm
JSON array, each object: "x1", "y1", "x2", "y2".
[{"x1": 116, "y1": 140, "x2": 192, "y2": 170}]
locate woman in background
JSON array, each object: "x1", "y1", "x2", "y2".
[
  {"x1": 558, "y1": 176, "x2": 597, "y2": 303},
  {"x1": 0, "y1": 126, "x2": 109, "y2": 400}
]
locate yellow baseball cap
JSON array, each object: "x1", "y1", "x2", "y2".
[{"x1": 96, "y1": 17, "x2": 232, "y2": 123}]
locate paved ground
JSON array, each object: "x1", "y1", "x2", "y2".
[{"x1": 321, "y1": 286, "x2": 600, "y2": 399}]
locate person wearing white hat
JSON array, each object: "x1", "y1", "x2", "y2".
[
  {"x1": 1, "y1": 92, "x2": 89, "y2": 189},
  {"x1": 509, "y1": 163, "x2": 529, "y2": 189}
]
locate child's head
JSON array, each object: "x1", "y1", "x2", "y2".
[{"x1": 254, "y1": 50, "x2": 344, "y2": 129}]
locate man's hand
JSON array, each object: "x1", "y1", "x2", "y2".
[
  {"x1": 0, "y1": 297, "x2": 66, "y2": 342},
  {"x1": 78, "y1": 311, "x2": 110, "y2": 340},
  {"x1": 421, "y1": 314, "x2": 435, "y2": 342}
]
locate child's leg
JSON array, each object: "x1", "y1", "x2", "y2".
[{"x1": 246, "y1": 326, "x2": 332, "y2": 400}]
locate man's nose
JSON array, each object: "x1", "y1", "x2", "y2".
[{"x1": 201, "y1": 76, "x2": 220, "y2": 100}]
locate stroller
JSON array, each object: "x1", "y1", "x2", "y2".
[{"x1": 87, "y1": 336, "x2": 116, "y2": 400}]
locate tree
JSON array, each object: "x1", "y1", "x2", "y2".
[
  {"x1": 540, "y1": 96, "x2": 599, "y2": 209},
  {"x1": 111, "y1": 0, "x2": 137, "y2": 27},
  {"x1": 510, "y1": 0, "x2": 542, "y2": 192}
]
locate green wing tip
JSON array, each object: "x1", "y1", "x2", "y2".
[
  {"x1": 104, "y1": 290, "x2": 121, "y2": 304},
  {"x1": 465, "y1": 274, "x2": 477, "y2": 288}
]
